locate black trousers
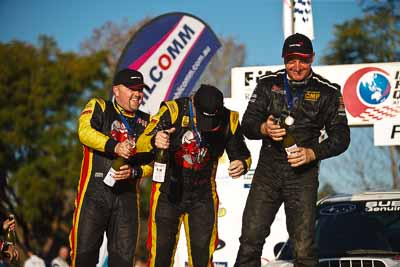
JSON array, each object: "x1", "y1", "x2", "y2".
[
  {"x1": 147, "y1": 183, "x2": 219, "y2": 267},
  {"x1": 234, "y1": 156, "x2": 319, "y2": 267},
  {"x1": 70, "y1": 179, "x2": 139, "y2": 267}
]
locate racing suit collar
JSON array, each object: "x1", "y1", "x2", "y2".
[
  {"x1": 112, "y1": 97, "x2": 136, "y2": 118},
  {"x1": 287, "y1": 70, "x2": 313, "y2": 88}
]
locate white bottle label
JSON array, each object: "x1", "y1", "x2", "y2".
[
  {"x1": 152, "y1": 162, "x2": 167, "y2": 182},
  {"x1": 103, "y1": 168, "x2": 117, "y2": 187},
  {"x1": 285, "y1": 144, "x2": 298, "y2": 156}
]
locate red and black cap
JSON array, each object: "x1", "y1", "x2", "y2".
[
  {"x1": 113, "y1": 68, "x2": 149, "y2": 90},
  {"x1": 282, "y1": 33, "x2": 314, "y2": 61},
  {"x1": 194, "y1": 84, "x2": 224, "y2": 131}
]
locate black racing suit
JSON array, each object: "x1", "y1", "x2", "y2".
[
  {"x1": 234, "y1": 69, "x2": 350, "y2": 267},
  {"x1": 136, "y1": 97, "x2": 251, "y2": 267},
  {"x1": 69, "y1": 98, "x2": 153, "y2": 267}
]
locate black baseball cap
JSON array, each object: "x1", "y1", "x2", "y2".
[
  {"x1": 194, "y1": 84, "x2": 224, "y2": 131},
  {"x1": 113, "y1": 68, "x2": 149, "y2": 90},
  {"x1": 282, "y1": 33, "x2": 314, "y2": 60}
]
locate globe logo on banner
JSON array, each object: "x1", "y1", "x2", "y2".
[
  {"x1": 358, "y1": 72, "x2": 390, "y2": 105},
  {"x1": 343, "y1": 67, "x2": 400, "y2": 123},
  {"x1": 116, "y1": 12, "x2": 221, "y2": 114}
]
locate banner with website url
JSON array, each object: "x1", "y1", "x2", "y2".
[{"x1": 116, "y1": 12, "x2": 221, "y2": 115}]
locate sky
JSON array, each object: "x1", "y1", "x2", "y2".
[
  {"x1": 0, "y1": 0, "x2": 364, "y2": 66},
  {"x1": 1, "y1": 0, "x2": 391, "y2": 193}
]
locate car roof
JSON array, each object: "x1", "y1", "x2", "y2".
[{"x1": 317, "y1": 190, "x2": 400, "y2": 205}]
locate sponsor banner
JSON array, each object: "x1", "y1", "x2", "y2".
[
  {"x1": 231, "y1": 62, "x2": 400, "y2": 126},
  {"x1": 374, "y1": 117, "x2": 400, "y2": 146},
  {"x1": 365, "y1": 200, "x2": 400, "y2": 212},
  {"x1": 116, "y1": 12, "x2": 221, "y2": 115}
]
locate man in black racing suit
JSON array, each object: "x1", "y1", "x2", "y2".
[
  {"x1": 234, "y1": 33, "x2": 350, "y2": 267},
  {"x1": 137, "y1": 84, "x2": 251, "y2": 267},
  {"x1": 69, "y1": 69, "x2": 153, "y2": 267}
]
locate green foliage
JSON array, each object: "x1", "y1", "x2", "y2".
[
  {"x1": 197, "y1": 37, "x2": 245, "y2": 97},
  {"x1": 321, "y1": 0, "x2": 400, "y2": 64},
  {"x1": 0, "y1": 36, "x2": 108, "y2": 254},
  {"x1": 320, "y1": 0, "x2": 400, "y2": 191}
]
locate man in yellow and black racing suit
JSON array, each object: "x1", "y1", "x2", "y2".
[
  {"x1": 137, "y1": 84, "x2": 251, "y2": 267},
  {"x1": 69, "y1": 69, "x2": 153, "y2": 267}
]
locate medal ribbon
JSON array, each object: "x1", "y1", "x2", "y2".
[
  {"x1": 115, "y1": 100, "x2": 139, "y2": 138},
  {"x1": 283, "y1": 72, "x2": 304, "y2": 112},
  {"x1": 188, "y1": 99, "x2": 203, "y2": 148}
]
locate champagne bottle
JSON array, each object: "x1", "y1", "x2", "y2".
[
  {"x1": 104, "y1": 157, "x2": 127, "y2": 187},
  {"x1": 5, "y1": 215, "x2": 16, "y2": 246},
  {"x1": 280, "y1": 116, "x2": 298, "y2": 156},
  {"x1": 152, "y1": 147, "x2": 168, "y2": 183},
  {"x1": 283, "y1": 132, "x2": 297, "y2": 155}
]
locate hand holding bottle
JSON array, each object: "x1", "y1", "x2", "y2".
[
  {"x1": 2, "y1": 215, "x2": 19, "y2": 263},
  {"x1": 1, "y1": 242, "x2": 19, "y2": 263},
  {"x1": 110, "y1": 164, "x2": 133, "y2": 180},
  {"x1": 104, "y1": 140, "x2": 135, "y2": 187},
  {"x1": 260, "y1": 115, "x2": 286, "y2": 141},
  {"x1": 2, "y1": 215, "x2": 15, "y2": 233},
  {"x1": 114, "y1": 139, "x2": 135, "y2": 159},
  {"x1": 287, "y1": 147, "x2": 316, "y2": 167},
  {"x1": 5, "y1": 215, "x2": 16, "y2": 246},
  {"x1": 154, "y1": 128, "x2": 176, "y2": 149}
]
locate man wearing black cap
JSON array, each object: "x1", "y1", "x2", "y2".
[
  {"x1": 136, "y1": 84, "x2": 251, "y2": 267},
  {"x1": 234, "y1": 33, "x2": 350, "y2": 267},
  {"x1": 69, "y1": 68, "x2": 153, "y2": 267}
]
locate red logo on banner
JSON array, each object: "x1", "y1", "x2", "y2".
[{"x1": 343, "y1": 67, "x2": 400, "y2": 123}]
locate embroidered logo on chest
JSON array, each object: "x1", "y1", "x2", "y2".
[{"x1": 304, "y1": 91, "x2": 320, "y2": 101}]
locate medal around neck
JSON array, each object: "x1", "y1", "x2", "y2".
[{"x1": 285, "y1": 115, "x2": 295, "y2": 126}]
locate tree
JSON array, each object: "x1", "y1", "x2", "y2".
[
  {"x1": 321, "y1": 0, "x2": 399, "y2": 65},
  {"x1": 320, "y1": 127, "x2": 393, "y2": 191},
  {"x1": 0, "y1": 36, "x2": 108, "y2": 258},
  {"x1": 320, "y1": 0, "x2": 400, "y2": 191},
  {"x1": 197, "y1": 36, "x2": 245, "y2": 97},
  {"x1": 80, "y1": 17, "x2": 152, "y2": 77}
]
